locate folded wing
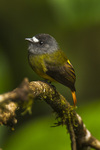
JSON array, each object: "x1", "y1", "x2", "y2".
[{"x1": 45, "y1": 59, "x2": 76, "y2": 91}]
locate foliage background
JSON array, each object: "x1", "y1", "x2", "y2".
[{"x1": 0, "y1": 0, "x2": 100, "y2": 149}]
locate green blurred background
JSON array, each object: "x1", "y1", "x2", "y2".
[{"x1": 0, "y1": 0, "x2": 100, "y2": 149}]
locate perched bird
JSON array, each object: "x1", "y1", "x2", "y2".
[{"x1": 25, "y1": 33, "x2": 77, "y2": 106}]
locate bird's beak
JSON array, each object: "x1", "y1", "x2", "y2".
[{"x1": 25, "y1": 38, "x2": 33, "y2": 42}]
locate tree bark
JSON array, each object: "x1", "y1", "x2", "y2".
[{"x1": 0, "y1": 78, "x2": 100, "y2": 150}]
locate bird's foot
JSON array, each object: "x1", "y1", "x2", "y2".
[{"x1": 41, "y1": 80, "x2": 57, "y2": 91}]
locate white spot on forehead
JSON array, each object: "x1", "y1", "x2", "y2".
[{"x1": 32, "y1": 36, "x2": 39, "y2": 43}]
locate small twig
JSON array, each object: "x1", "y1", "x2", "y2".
[{"x1": 0, "y1": 78, "x2": 100, "y2": 150}]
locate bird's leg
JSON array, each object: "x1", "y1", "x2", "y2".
[{"x1": 41, "y1": 79, "x2": 56, "y2": 90}]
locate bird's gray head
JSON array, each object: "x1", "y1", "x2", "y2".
[{"x1": 25, "y1": 33, "x2": 59, "y2": 55}]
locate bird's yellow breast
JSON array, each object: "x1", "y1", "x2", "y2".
[{"x1": 28, "y1": 54, "x2": 54, "y2": 81}]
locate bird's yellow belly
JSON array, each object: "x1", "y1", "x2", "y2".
[
  {"x1": 38, "y1": 72, "x2": 56, "y2": 82},
  {"x1": 29, "y1": 54, "x2": 56, "y2": 82}
]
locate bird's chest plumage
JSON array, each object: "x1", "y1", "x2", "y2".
[
  {"x1": 28, "y1": 50, "x2": 67, "y2": 81},
  {"x1": 28, "y1": 53, "x2": 55, "y2": 81},
  {"x1": 28, "y1": 54, "x2": 46, "y2": 74}
]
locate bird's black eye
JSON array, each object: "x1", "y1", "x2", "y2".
[{"x1": 39, "y1": 41, "x2": 44, "y2": 45}]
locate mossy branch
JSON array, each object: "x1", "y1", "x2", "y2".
[{"x1": 0, "y1": 78, "x2": 100, "y2": 150}]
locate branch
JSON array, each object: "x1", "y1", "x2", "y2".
[{"x1": 0, "y1": 78, "x2": 100, "y2": 150}]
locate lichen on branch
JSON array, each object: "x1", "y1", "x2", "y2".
[{"x1": 0, "y1": 78, "x2": 100, "y2": 150}]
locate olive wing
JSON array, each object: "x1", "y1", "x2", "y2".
[{"x1": 45, "y1": 60, "x2": 76, "y2": 91}]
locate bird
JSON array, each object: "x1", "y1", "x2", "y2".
[{"x1": 25, "y1": 33, "x2": 77, "y2": 106}]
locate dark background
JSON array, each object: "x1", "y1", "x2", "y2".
[{"x1": 0, "y1": 0, "x2": 100, "y2": 149}]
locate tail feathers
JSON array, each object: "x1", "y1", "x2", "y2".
[{"x1": 71, "y1": 91, "x2": 77, "y2": 107}]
